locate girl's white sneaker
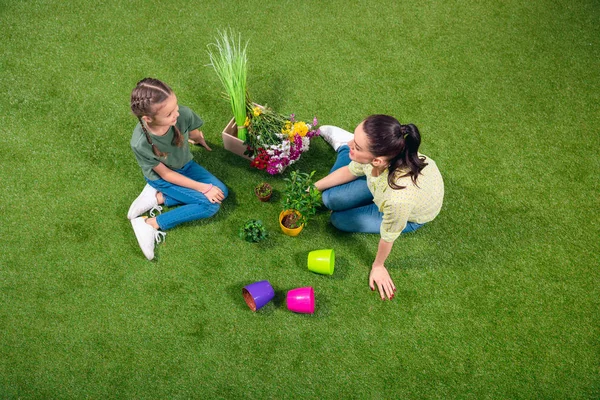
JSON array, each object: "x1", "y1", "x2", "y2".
[
  {"x1": 131, "y1": 217, "x2": 166, "y2": 260},
  {"x1": 319, "y1": 125, "x2": 354, "y2": 151},
  {"x1": 127, "y1": 184, "x2": 161, "y2": 219}
]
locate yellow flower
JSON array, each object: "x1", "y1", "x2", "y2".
[
  {"x1": 244, "y1": 116, "x2": 250, "y2": 127},
  {"x1": 252, "y1": 107, "x2": 262, "y2": 117},
  {"x1": 292, "y1": 121, "x2": 308, "y2": 137}
]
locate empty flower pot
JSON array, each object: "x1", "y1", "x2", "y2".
[
  {"x1": 242, "y1": 280, "x2": 275, "y2": 311},
  {"x1": 286, "y1": 287, "x2": 315, "y2": 314},
  {"x1": 307, "y1": 249, "x2": 335, "y2": 275}
]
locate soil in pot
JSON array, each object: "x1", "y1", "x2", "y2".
[{"x1": 282, "y1": 212, "x2": 301, "y2": 229}]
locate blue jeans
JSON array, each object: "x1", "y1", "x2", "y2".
[
  {"x1": 322, "y1": 145, "x2": 423, "y2": 234},
  {"x1": 145, "y1": 160, "x2": 228, "y2": 231}
]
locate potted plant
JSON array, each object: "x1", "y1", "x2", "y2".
[
  {"x1": 207, "y1": 29, "x2": 251, "y2": 159},
  {"x1": 239, "y1": 219, "x2": 268, "y2": 242},
  {"x1": 254, "y1": 182, "x2": 273, "y2": 202},
  {"x1": 280, "y1": 170, "x2": 321, "y2": 236}
]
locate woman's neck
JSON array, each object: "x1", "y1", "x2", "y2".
[{"x1": 371, "y1": 164, "x2": 388, "y2": 177}]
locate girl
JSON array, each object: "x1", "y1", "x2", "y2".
[
  {"x1": 315, "y1": 115, "x2": 444, "y2": 300},
  {"x1": 128, "y1": 78, "x2": 228, "y2": 260}
]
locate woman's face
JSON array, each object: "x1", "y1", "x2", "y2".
[{"x1": 349, "y1": 121, "x2": 376, "y2": 164}]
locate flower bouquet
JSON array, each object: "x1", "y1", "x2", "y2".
[{"x1": 244, "y1": 105, "x2": 319, "y2": 175}]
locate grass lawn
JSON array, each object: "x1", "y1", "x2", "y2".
[{"x1": 1, "y1": 0, "x2": 598, "y2": 398}]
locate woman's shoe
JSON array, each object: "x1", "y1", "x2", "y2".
[{"x1": 319, "y1": 125, "x2": 354, "y2": 151}]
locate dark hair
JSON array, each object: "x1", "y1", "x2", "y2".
[
  {"x1": 362, "y1": 114, "x2": 428, "y2": 190},
  {"x1": 130, "y1": 78, "x2": 184, "y2": 158}
]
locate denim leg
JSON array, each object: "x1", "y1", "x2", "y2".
[
  {"x1": 322, "y1": 145, "x2": 373, "y2": 211},
  {"x1": 331, "y1": 203, "x2": 425, "y2": 234},
  {"x1": 145, "y1": 161, "x2": 228, "y2": 230},
  {"x1": 330, "y1": 203, "x2": 382, "y2": 233},
  {"x1": 329, "y1": 144, "x2": 353, "y2": 173}
]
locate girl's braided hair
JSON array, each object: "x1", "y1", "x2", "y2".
[{"x1": 130, "y1": 78, "x2": 184, "y2": 157}]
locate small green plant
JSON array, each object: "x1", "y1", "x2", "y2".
[
  {"x1": 239, "y1": 219, "x2": 268, "y2": 242},
  {"x1": 281, "y1": 170, "x2": 321, "y2": 228}
]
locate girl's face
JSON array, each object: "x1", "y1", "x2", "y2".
[
  {"x1": 349, "y1": 122, "x2": 376, "y2": 164},
  {"x1": 147, "y1": 94, "x2": 180, "y2": 127}
]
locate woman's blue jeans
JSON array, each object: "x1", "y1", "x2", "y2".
[
  {"x1": 145, "y1": 160, "x2": 228, "y2": 231},
  {"x1": 321, "y1": 145, "x2": 423, "y2": 234}
]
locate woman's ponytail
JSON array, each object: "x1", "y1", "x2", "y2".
[
  {"x1": 397, "y1": 124, "x2": 427, "y2": 187},
  {"x1": 362, "y1": 115, "x2": 427, "y2": 190}
]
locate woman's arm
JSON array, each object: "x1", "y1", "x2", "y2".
[
  {"x1": 153, "y1": 163, "x2": 224, "y2": 203},
  {"x1": 314, "y1": 166, "x2": 357, "y2": 192},
  {"x1": 369, "y1": 239, "x2": 396, "y2": 300}
]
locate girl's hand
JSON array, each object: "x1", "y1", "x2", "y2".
[
  {"x1": 189, "y1": 130, "x2": 212, "y2": 151},
  {"x1": 203, "y1": 185, "x2": 225, "y2": 204},
  {"x1": 369, "y1": 265, "x2": 396, "y2": 300}
]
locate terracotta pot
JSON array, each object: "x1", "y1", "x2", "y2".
[
  {"x1": 279, "y1": 210, "x2": 304, "y2": 236},
  {"x1": 254, "y1": 183, "x2": 273, "y2": 202}
]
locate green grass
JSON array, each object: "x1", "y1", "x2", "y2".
[{"x1": 1, "y1": 0, "x2": 599, "y2": 398}]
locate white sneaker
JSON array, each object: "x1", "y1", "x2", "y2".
[
  {"x1": 127, "y1": 184, "x2": 161, "y2": 220},
  {"x1": 319, "y1": 125, "x2": 354, "y2": 151},
  {"x1": 131, "y1": 217, "x2": 166, "y2": 260}
]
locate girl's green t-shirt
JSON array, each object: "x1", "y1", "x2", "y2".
[{"x1": 130, "y1": 106, "x2": 203, "y2": 181}]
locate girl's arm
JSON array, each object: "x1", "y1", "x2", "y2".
[
  {"x1": 314, "y1": 166, "x2": 357, "y2": 192},
  {"x1": 369, "y1": 238, "x2": 396, "y2": 300},
  {"x1": 188, "y1": 129, "x2": 212, "y2": 151},
  {"x1": 153, "y1": 163, "x2": 224, "y2": 203}
]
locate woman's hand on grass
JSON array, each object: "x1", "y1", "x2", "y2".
[{"x1": 369, "y1": 265, "x2": 396, "y2": 300}]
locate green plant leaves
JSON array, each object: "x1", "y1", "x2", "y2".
[
  {"x1": 239, "y1": 219, "x2": 268, "y2": 242},
  {"x1": 281, "y1": 170, "x2": 322, "y2": 227}
]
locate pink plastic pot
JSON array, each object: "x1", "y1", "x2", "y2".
[{"x1": 286, "y1": 287, "x2": 315, "y2": 314}]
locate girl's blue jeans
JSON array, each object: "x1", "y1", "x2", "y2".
[
  {"x1": 145, "y1": 160, "x2": 228, "y2": 231},
  {"x1": 321, "y1": 145, "x2": 423, "y2": 234}
]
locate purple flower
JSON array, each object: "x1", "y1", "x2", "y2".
[
  {"x1": 312, "y1": 117, "x2": 318, "y2": 126},
  {"x1": 290, "y1": 114, "x2": 295, "y2": 122}
]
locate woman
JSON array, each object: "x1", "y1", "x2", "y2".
[{"x1": 315, "y1": 115, "x2": 444, "y2": 300}]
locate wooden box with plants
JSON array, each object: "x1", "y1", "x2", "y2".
[
  {"x1": 207, "y1": 30, "x2": 251, "y2": 160},
  {"x1": 207, "y1": 30, "x2": 319, "y2": 173}
]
